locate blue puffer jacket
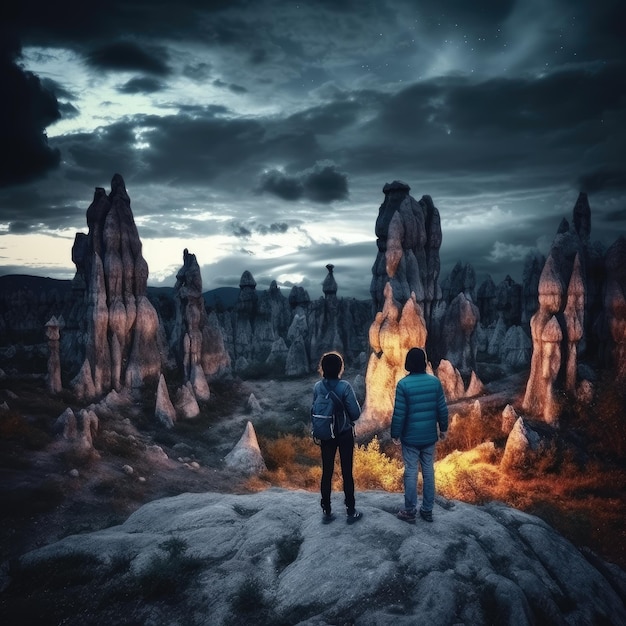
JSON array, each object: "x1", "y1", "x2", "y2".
[
  {"x1": 390, "y1": 372, "x2": 449, "y2": 447},
  {"x1": 313, "y1": 378, "x2": 361, "y2": 435}
]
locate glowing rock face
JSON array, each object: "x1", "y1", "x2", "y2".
[{"x1": 360, "y1": 181, "x2": 439, "y2": 435}]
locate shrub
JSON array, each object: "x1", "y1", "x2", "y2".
[
  {"x1": 231, "y1": 576, "x2": 266, "y2": 614},
  {"x1": 134, "y1": 537, "x2": 203, "y2": 600},
  {"x1": 352, "y1": 436, "x2": 403, "y2": 491},
  {"x1": 436, "y1": 447, "x2": 501, "y2": 504}
]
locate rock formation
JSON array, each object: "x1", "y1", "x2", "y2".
[
  {"x1": 520, "y1": 193, "x2": 612, "y2": 422},
  {"x1": 10, "y1": 490, "x2": 626, "y2": 625},
  {"x1": 155, "y1": 374, "x2": 176, "y2": 428},
  {"x1": 601, "y1": 236, "x2": 626, "y2": 379},
  {"x1": 359, "y1": 285, "x2": 428, "y2": 433},
  {"x1": 218, "y1": 267, "x2": 369, "y2": 377},
  {"x1": 369, "y1": 181, "x2": 442, "y2": 333},
  {"x1": 440, "y1": 292, "x2": 480, "y2": 376},
  {"x1": 522, "y1": 256, "x2": 565, "y2": 423},
  {"x1": 224, "y1": 421, "x2": 266, "y2": 475},
  {"x1": 67, "y1": 174, "x2": 161, "y2": 400},
  {"x1": 360, "y1": 182, "x2": 442, "y2": 434},
  {"x1": 45, "y1": 316, "x2": 62, "y2": 394},
  {"x1": 170, "y1": 248, "x2": 230, "y2": 384}
]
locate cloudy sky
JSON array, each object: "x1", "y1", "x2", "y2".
[{"x1": 1, "y1": 0, "x2": 625, "y2": 299}]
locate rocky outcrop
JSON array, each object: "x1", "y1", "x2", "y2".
[
  {"x1": 500, "y1": 417, "x2": 543, "y2": 471},
  {"x1": 170, "y1": 249, "x2": 230, "y2": 383},
  {"x1": 476, "y1": 275, "x2": 497, "y2": 326},
  {"x1": 224, "y1": 421, "x2": 266, "y2": 475},
  {"x1": 442, "y1": 261, "x2": 476, "y2": 305},
  {"x1": 54, "y1": 406, "x2": 99, "y2": 456},
  {"x1": 9, "y1": 490, "x2": 626, "y2": 625},
  {"x1": 440, "y1": 292, "x2": 479, "y2": 376},
  {"x1": 155, "y1": 374, "x2": 176, "y2": 428},
  {"x1": 218, "y1": 268, "x2": 369, "y2": 377},
  {"x1": 600, "y1": 236, "x2": 626, "y2": 379},
  {"x1": 45, "y1": 316, "x2": 61, "y2": 394},
  {"x1": 521, "y1": 251, "x2": 545, "y2": 325},
  {"x1": 359, "y1": 285, "x2": 427, "y2": 433},
  {"x1": 522, "y1": 256, "x2": 565, "y2": 424},
  {"x1": 370, "y1": 181, "x2": 442, "y2": 332},
  {"x1": 67, "y1": 174, "x2": 162, "y2": 400},
  {"x1": 519, "y1": 193, "x2": 622, "y2": 422},
  {"x1": 361, "y1": 181, "x2": 442, "y2": 433}
]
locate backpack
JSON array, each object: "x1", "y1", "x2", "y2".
[{"x1": 310, "y1": 381, "x2": 345, "y2": 441}]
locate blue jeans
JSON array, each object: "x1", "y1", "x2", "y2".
[{"x1": 401, "y1": 443, "x2": 435, "y2": 513}]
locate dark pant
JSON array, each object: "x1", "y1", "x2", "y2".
[{"x1": 320, "y1": 428, "x2": 355, "y2": 514}]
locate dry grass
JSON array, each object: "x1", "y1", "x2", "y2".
[{"x1": 254, "y1": 434, "x2": 404, "y2": 493}]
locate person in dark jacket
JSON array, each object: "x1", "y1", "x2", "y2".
[
  {"x1": 391, "y1": 347, "x2": 448, "y2": 523},
  {"x1": 313, "y1": 351, "x2": 362, "y2": 524}
]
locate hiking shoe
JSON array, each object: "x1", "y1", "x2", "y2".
[
  {"x1": 322, "y1": 512, "x2": 336, "y2": 524},
  {"x1": 419, "y1": 509, "x2": 433, "y2": 522},
  {"x1": 397, "y1": 509, "x2": 417, "y2": 523},
  {"x1": 346, "y1": 510, "x2": 362, "y2": 525}
]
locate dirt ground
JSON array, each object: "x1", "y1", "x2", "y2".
[{"x1": 0, "y1": 372, "x2": 321, "y2": 564}]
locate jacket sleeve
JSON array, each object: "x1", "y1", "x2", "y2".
[
  {"x1": 436, "y1": 381, "x2": 449, "y2": 433},
  {"x1": 341, "y1": 381, "x2": 361, "y2": 423},
  {"x1": 390, "y1": 380, "x2": 407, "y2": 439}
]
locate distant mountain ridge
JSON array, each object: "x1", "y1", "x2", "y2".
[{"x1": 0, "y1": 274, "x2": 239, "y2": 311}]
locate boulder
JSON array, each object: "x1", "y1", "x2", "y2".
[
  {"x1": 500, "y1": 417, "x2": 543, "y2": 471},
  {"x1": 224, "y1": 421, "x2": 266, "y2": 475},
  {"x1": 155, "y1": 374, "x2": 176, "y2": 428},
  {"x1": 11, "y1": 490, "x2": 626, "y2": 626}
]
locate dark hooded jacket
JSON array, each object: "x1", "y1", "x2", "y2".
[{"x1": 390, "y1": 372, "x2": 448, "y2": 447}]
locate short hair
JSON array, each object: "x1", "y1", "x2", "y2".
[
  {"x1": 405, "y1": 347, "x2": 427, "y2": 373},
  {"x1": 319, "y1": 351, "x2": 344, "y2": 379}
]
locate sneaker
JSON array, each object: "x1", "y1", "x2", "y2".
[
  {"x1": 322, "y1": 512, "x2": 336, "y2": 524},
  {"x1": 397, "y1": 509, "x2": 417, "y2": 523},
  {"x1": 419, "y1": 508, "x2": 433, "y2": 522},
  {"x1": 346, "y1": 510, "x2": 362, "y2": 525}
]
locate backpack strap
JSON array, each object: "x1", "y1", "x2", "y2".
[{"x1": 324, "y1": 380, "x2": 350, "y2": 432}]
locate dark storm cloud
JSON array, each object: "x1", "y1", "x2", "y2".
[
  {"x1": 259, "y1": 222, "x2": 289, "y2": 235},
  {"x1": 259, "y1": 165, "x2": 348, "y2": 203},
  {"x1": 4, "y1": 0, "x2": 625, "y2": 295},
  {"x1": 118, "y1": 77, "x2": 166, "y2": 94},
  {"x1": 212, "y1": 79, "x2": 248, "y2": 94},
  {"x1": 57, "y1": 102, "x2": 80, "y2": 119},
  {"x1": 604, "y1": 208, "x2": 626, "y2": 224},
  {"x1": 87, "y1": 42, "x2": 171, "y2": 75},
  {"x1": 347, "y1": 61, "x2": 626, "y2": 196},
  {"x1": 578, "y1": 169, "x2": 626, "y2": 194},
  {"x1": 0, "y1": 183, "x2": 85, "y2": 230},
  {"x1": 303, "y1": 165, "x2": 349, "y2": 203},
  {"x1": 231, "y1": 223, "x2": 252, "y2": 238},
  {"x1": 258, "y1": 171, "x2": 303, "y2": 201},
  {"x1": 12, "y1": 0, "x2": 247, "y2": 46},
  {"x1": 0, "y1": 35, "x2": 61, "y2": 187},
  {"x1": 230, "y1": 221, "x2": 291, "y2": 238}
]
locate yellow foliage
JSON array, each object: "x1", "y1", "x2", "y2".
[
  {"x1": 436, "y1": 447, "x2": 503, "y2": 504},
  {"x1": 352, "y1": 436, "x2": 404, "y2": 492}
]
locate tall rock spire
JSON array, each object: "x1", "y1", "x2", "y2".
[{"x1": 69, "y1": 174, "x2": 161, "y2": 400}]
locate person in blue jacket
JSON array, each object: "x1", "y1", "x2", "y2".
[
  {"x1": 313, "y1": 351, "x2": 363, "y2": 524},
  {"x1": 391, "y1": 347, "x2": 449, "y2": 523}
]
